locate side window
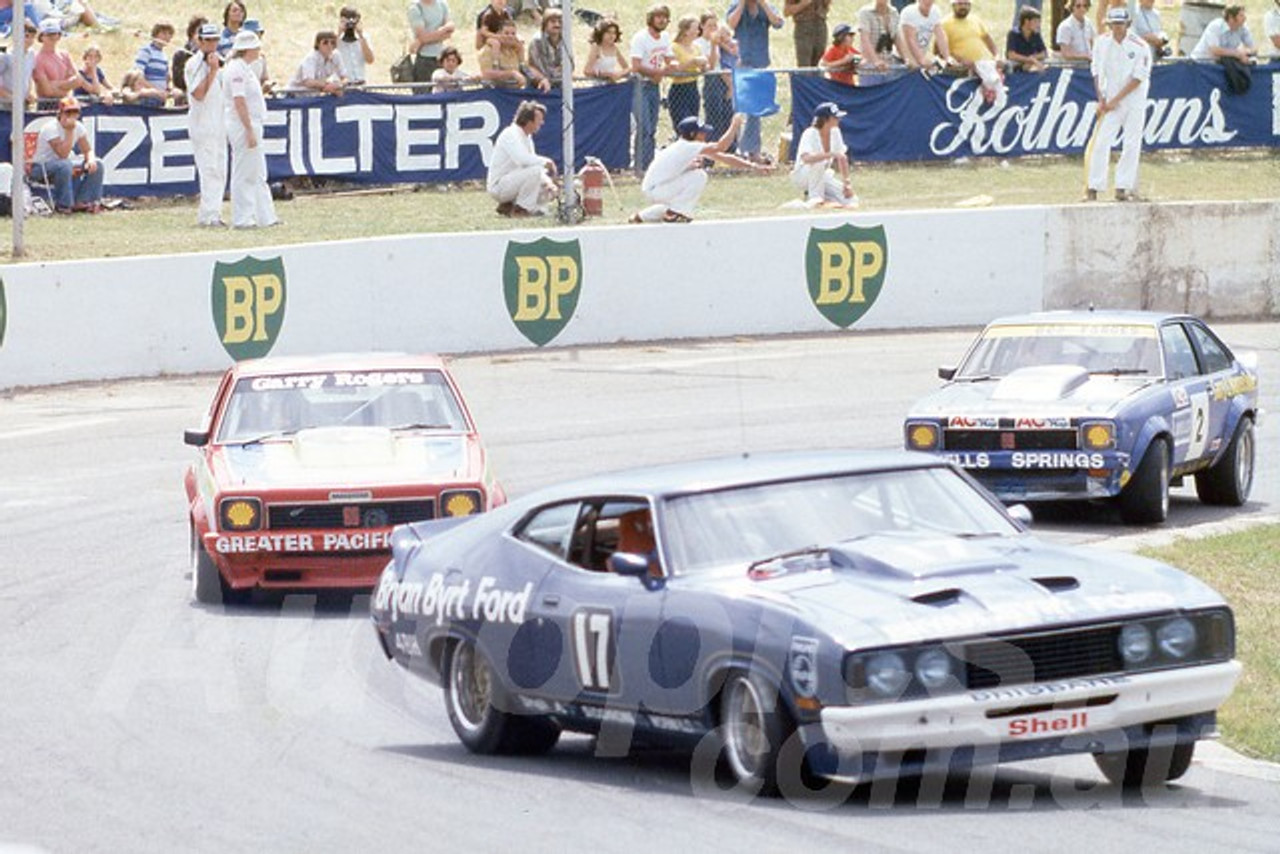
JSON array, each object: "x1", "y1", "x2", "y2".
[
  {"x1": 514, "y1": 502, "x2": 580, "y2": 560},
  {"x1": 1159, "y1": 324, "x2": 1200, "y2": 380},
  {"x1": 1186, "y1": 323, "x2": 1233, "y2": 375},
  {"x1": 566, "y1": 499, "x2": 654, "y2": 573}
]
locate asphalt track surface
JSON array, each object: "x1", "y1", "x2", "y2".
[{"x1": 1, "y1": 323, "x2": 1277, "y2": 853}]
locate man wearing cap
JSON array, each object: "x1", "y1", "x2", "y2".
[
  {"x1": 186, "y1": 21, "x2": 226, "y2": 226},
  {"x1": 240, "y1": 20, "x2": 274, "y2": 92},
  {"x1": 630, "y1": 113, "x2": 770, "y2": 224},
  {"x1": 0, "y1": 19, "x2": 37, "y2": 110},
  {"x1": 784, "y1": 0, "x2": 830, "y2": 68},
  {"x1": 1084, "y1": 6, "x2": 1150, "y2": 202},
  {"x1": 791, "y1": 101, "x2": 856, "y2": 208},
  {"x1": 31, "y1": 18, "x2": 78, "y2": 110},
  {"x1": 222, "y1": 29, "x2": 278, "y2": 227},
  {"x1": 820, "y1": 22, "x2": 858, "y2": 84},
  {"x1": 1005, "y1": 6, "x2": 1047, "y2": 72},
  {"x1": 30, "y1": 96, "x2": 103, "y2": 213},
  {"x1": 487, "y1": 100, "x2": 558, "y2": 217},
  {"x1": 901, "y1": 0, "x2": 953, "y2": 70}
]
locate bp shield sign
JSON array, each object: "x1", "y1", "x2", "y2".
[
  {"x1": 805, "y1": 224, "x2": 887, "y2": 329},
  {"x1": 503, "y1": 238, "x2": 582, "y2": 347},
  {"x1": 211, "y1": 256, "x2": 287, "y2": 361}
]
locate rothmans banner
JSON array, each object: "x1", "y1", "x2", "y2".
[
  {"x1": 1, "y1": 66, "x2": 1276, "y2": 197},
  {"x1": 791, "y1": 62, "x2": 1280, "y2": 161},
  {"x1": 0, "y1": 85, "x2": 633, "y2": 198}
]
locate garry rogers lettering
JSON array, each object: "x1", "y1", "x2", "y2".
[{"x1": 929, "y1": 68, "x2": 1236, "y2": 157}]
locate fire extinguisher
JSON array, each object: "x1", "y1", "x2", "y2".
[{"x1": 579, "y1": 157, "x2": 606, "y2": 217}]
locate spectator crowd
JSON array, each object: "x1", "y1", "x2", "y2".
[{"x1": 1, "y1": 0, "x2": 1277, "y2": 217}]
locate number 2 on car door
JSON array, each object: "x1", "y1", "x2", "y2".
[
  {"x1": 1187, "y1": 391, "x2": 1209, "y2": 460},
  {"x1": 572, "y1": 610, "x2": 613, "y2": 691}
]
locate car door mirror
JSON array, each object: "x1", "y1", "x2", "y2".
[
  {"x1": 608, "y1": 552, "x2": 652, "y2": 579},
  {"x1": 938, "y1": 365, "x2": 957, "y2": 381},
  {"x1": 184, "y1": 428, "x2": 209, "y2": 447},
  {"x1": 1007, "y1": 503, "x2": 1033, "y2": 528}
]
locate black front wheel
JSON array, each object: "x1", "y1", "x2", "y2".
[
  {"x1": 1094, "y1": 741, "x2": 1195, "y2": 788},
  {"x1": 1195, "y1": 416, "x2": 1255, "y2": 506},
  {"x1": 1118, "y1": 437, "x2": 1170, "y2": 525}
]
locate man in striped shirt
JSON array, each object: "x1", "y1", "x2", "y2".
[{"x1": 134, "y1": 21, "x2": 175, "y2": 105}]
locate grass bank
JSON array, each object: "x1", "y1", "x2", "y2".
[{"x1": 1140, "y1": 523, "x2": 1280, "y2": 762}]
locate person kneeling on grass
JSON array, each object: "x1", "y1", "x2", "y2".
[
  {"x1": 630, "y1": 113, "x2": 771, "y2": 224},
  {"x1": 488, "y1": 100, "x2": 558, "y2": 216},
  {"x1": 790, "y1": 100, "x2": 857, "y2": 208}
]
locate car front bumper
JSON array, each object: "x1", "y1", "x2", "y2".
[
  {"x1": 817, "y1": 660, "x2": 1241, "y2": 757},
  {"x1": 938, "y1": 449, "x2": 1131, "y2": 502},
  {"x1": 202, "y1": 528, "x2": 394, "y2": 590}
]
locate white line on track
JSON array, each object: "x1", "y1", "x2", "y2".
[{"x1": 0, "y1": 417, "x2": 115, "y2": 441}]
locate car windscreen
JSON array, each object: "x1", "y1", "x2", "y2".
[
  {"x1": 215, "y1": 369, "x2": 469, "y2": 443},
  {"x1": 958, "y1": 323, "x2": 1161, "y2": 379},
  {"x1": 661, "y1": 467, "x2": 1021, "y2": 574}
]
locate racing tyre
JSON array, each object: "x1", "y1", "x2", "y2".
[
  {"x1": 1195, "y1": 416, "x2": 1255, "y2": 506},
  {"x1": 191, "y1": 527, "x2": 246, "y2": 605},
  {"x1": 443, "y1": 639, "x2": 559, "y2": 755},
  {"x1": 718, "y1": 671, "x2": 794, "y2": 797},
  {"x1": 1118, "y1": 437, "x2": 1170, "y2": 525},
  {"x1": 1094, "y1": 741, "x2": 1195, "y2": 788}
]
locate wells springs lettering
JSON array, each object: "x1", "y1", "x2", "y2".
[{"x1": 374, "y1": 572, "x2": 532, "y2": 625}]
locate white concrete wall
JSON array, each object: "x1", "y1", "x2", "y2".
[{"x1": 0, "y1": 200, "x2": 1274, "y2": 391}]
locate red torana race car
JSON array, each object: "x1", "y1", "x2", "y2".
[{"x1": 183, "y1": 354, "x2": 503, "y2": 604}]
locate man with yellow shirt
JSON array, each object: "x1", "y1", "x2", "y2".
[{"x1": 941, "y1": 0, "x2": 1004, "y2": 104}]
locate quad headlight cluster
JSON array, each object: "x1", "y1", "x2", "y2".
[
  {"x1": 845, "y1": 645, "x2": 961, "y2": 702},
  {"x1": 1117, "y1": 613, "x2": 1227, "y2": 668},
  {"x1": 843, "y1": 608, "x2": 1234, "y2": 704}
]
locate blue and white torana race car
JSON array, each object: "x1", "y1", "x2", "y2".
[
  {"x1": 903, "y1": 311, "x2": 1259, "y2": 524},
  {"x1": 371, "y1": 450, "x2": 1239, "y2": 796}
]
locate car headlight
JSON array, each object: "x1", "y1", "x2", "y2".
[
  {"x1": 905, "y1": 421, "x2": 940, "y2": 451},
  {"x1": 1080, "y1": 420, "x2": 1116, "y2": 450},
  {"x1": 914, "y1": 647, "x2": 953, "y2": 691},
  {"x1": 866, "y1": 652, "x2": 912, "y2": 697},
  {"x1": 219, "y1": 497, "x2": 262, "y2": 531},
  {"x1": 1157, "y1": 617, "x2": 1197, "y2": 659},
  {"x1": 441, "y1": 489, "x2": 482, "y2": 517},
  {"x1": 1118, "y1": 623, "x2": 1153, "y2": 665}
]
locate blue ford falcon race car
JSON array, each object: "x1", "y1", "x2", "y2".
[
  {"x1": 371, "y1": 450, "x2": 1240, "y2": 796},
  {"x1": 903, "y1": 311, "x2": 1259, "y2": 524}
]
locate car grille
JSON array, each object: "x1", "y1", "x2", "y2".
[
  {"x1": 267, "y1": 500, "x2": 434, "y2": 530},
  {"x1": 944, "y1": 429, "x2": 1078, "y2": 451},
  {"x1": 964, "y1": 625, "x2": 1123, "y2": 689}
]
